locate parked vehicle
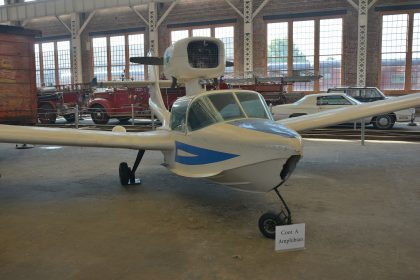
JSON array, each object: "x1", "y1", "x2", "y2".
[
  {"x1": 37, "y1": 86, "x2": 89, "y2": 124},
  {"x1": 88, "y1": 86, "x2": 185, "y2": 124},
  {"x1": 327, "y1": 87, "x2": 387, "y2": 102},
  {"x1": 271, "y1": 92, "x2": 415, "y2": 129}
]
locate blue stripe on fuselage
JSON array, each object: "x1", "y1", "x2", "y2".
[{"x1": 175, "y1": 141, "x2": 239, "y2": 165}]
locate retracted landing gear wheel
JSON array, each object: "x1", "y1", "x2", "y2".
[
  {"x1": 119, "y1": 162, "x2": 132, "y2": 186},
  {"x1": 258, "y1": 212, "x2": 285, "y2": 239}
]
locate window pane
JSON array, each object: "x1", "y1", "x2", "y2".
[
  {"x1": 208, "y1": 93, "x2": 244, "y2": 120},
  {"x1": 171, "y1": 30, "x2": 188, "y2": 44},
  {"x1": 188, "y1": 97, "x2": 221, "y2": 131},
  {"x1": 110, "y1": 35, "x2": 125, "y2": 80},
  {"x1": 34, "y1": 43, "x2": 41, "y2": 87},
  {"x1": 128, "y1": 34, "x2": 145, "y2": 80},
  {"x1": 236, "y1": 92, "x2": 268, "y2": 119},
  {"x1": 267, "y1": 22, "x2": 288, "y2": 77},
  {"x1": 192, "y1": 28, "x2": 211, "y2": 37},
  {"x1": 412, "y1": 13, "x2": 420, "y2": 90},
  {"x1": 380, "y1": 14, "x2": 408, "y2": 90},
  {"x1": 215, "y1": 26, "x2": 234, "y2": 76},
  {"x1": 57, "y1": 41, "x2": 71, "y2": 85},
  {"x1": 319, "y1": 18, "x2": 342, "y2": 91},
  {"x1": 41, "y1": 42, "x2": 55, "y2": 86},
  {"x1": 92, "y1": 37, "x2": 108, "y2": 81},
  {"x1": 293, "y1": 20, "x2": 315, "y2": 91}
]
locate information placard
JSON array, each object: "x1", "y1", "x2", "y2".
[{"x1": 275, "y1": 223, "x2": 305, "y2": 252}]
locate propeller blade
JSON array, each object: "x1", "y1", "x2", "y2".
[{"x1": 130, "y1": 57, "x2": 164, "y2": 65}]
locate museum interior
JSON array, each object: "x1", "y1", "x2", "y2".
[{"x1": 0, "y1": 0, "x2": 419, "y2": 279}]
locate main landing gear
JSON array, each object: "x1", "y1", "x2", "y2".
[
  {"x1": 119, "y1": 150, "x2": 145, "y2": 186},
  {"x1": 258, "y1": 181, "x2": 292, "y2": 239}
]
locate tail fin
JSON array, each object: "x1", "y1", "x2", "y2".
[
  {"x1": 130, "y1": 55, "x2": 170, "y2": 128},
  {"x1": 148, "y1": 63, "x2": 170, "y2": 128}
]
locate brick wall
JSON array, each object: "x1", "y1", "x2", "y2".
[{"x1": 23, "y1": 0, "x2": 409, "y2": 88}]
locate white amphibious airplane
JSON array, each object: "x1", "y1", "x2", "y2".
[{"x1": 1, "y1": 37, "x2": 420, "y2": 238}]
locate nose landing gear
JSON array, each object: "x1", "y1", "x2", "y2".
[
  {"x1": 258, "y1": 182, "x2": 292, "y2": 239},
  {"x1": 119, "y1": 149, "x2": 145, "y2": 186}
]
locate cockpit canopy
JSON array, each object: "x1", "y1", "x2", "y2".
[{"x1": 170, "y1": 91, "x2": 272, "y2": 132}]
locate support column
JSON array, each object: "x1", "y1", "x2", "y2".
[
  {"x1": 70, "y1": 13, "x2": 83, "y2": 84},
  {"x1": 243, "y1": 0, "x2": 253, "y2": 78},
  {"x1": 356, "y1": 0, "x2": 368, "y2": 86},
  {"x1": 148, "y1": 2, "x2": 158, "y2": 56}
]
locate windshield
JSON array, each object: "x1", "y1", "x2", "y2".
[
  {"x1": 186, "y1": 91, "x2": 271, "y2": 131},
  {"x1": 236, "y1": 92, "x2": 269, "y2": 119}
]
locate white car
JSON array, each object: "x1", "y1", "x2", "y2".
[{"x1": 271, "y1": 92, "x2": 415, "y2": 129}]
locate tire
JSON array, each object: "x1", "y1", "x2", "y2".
[
  {"x1": 117, "y1": 117, "x2": 131, "y2": 123},
  {"x1": 289, "y1": 113, "x2": 307, "y2": 118},
  {"x1": 64, "y1": 114, "x2": 76, "y2": 123},
  {"x1": 90, "y1": 105, "x2": 110, "y2": 124},
  {"x1": 38, "y1": 103, "x2": 57, "y2": 124},
  {"x1": 119, "y1": 162, "x2": 131, "y2": 186},
  {"x1": 258, "y1": 212, "x2": 285, "y2": 239},
  {"x1": 372, "y1": 115, "x2": 395, "y2": 130}
]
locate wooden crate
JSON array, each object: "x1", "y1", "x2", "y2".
[{"x1": 0, "y1": 25, "x2": 40, "y2": 125}]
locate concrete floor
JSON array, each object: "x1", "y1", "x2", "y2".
[{"x1": 0, "y1": 139, "x2": 419, "y2": 280}]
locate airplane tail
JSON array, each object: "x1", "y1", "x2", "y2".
[
  {"x1": 128, "y1": 55, "x2": 170, "y2": 128},
  {"x1": 147, "y1": 63, "x2": 170, "y2": 128}
]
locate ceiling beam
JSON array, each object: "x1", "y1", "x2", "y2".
[{"x1": 0, "y1": 0, "x2": 176, "y2": 23}]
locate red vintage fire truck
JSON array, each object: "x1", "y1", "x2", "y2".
[
  {"x1": 37, "y1": 84, "x2": 90, "y2": 124},
  {"x1": 87, "y1": 86, "x2": 184, "y2": 124}
]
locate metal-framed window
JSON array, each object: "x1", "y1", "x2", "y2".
[
  {"x1": 91, "y1": 33, "x2": 145, "y2": 82},
  {"x1": 319, "y1": 18, "x2": 342, "y2": 91},
  {"x1": 380, "y1": 11, "x2": 420, "y2": 93},
  {"x1": 34, "y1": 40, "x2": 71, "y2": 87},
  {"x1": 56, "y1": 41, "x2": 71, "y2": 85},
  {"x1": 380, "y1": 14, "x2": 408, "y2": 90},
  {"x1": 170, "y1": 25, "x2": 235, "y2": 77},
  {"x1": 267, "y1": 17, "x2": 343, "y2": 92}
]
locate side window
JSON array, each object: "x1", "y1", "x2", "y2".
[
  {"x1": 317, "y1": 95, "x2": 352, "y2": 105},
  {"x1": 346, "y1": 89, "x2": 360, "y2": 98},
  {"x1": 365, "y1": 89, "x2": 381, "y2": 98},
  {"x1": 170, "y1": 99, "x2": 189, "y2": 131}
]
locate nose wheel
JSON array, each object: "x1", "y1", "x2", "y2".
[
  {"x1": 119, "y1": 150, "x2": 145, "y2": 186},
  {"x1": 258, "y1": 182, "x2": 292, "y2": 239}
]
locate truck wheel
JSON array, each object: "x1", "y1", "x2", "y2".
[
  {"x1": 91, "y1": 105, "x2": 110, "y2": 124},
  {"x1": 38, "y1": 103, "x2": 57, "y2": 124},
  {"x1": 64, "y1": 114, "x2": 75, "y2": 123},
  {"x1": 372, "y1": 115, "x2": 395, "y2": 130},
  {"x1": 117, "y1": 117, "x2": 130, "y2": 123}
]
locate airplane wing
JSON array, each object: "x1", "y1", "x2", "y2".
[
  {"x1": 278, "y1": 92, "x2": 420, "y2": 132},
  {"x1": 98, "y1": 80, "x2": 173, "y2": 88},
  {"x1": 0, "y1": 125, "x2": 174, "y2": 150}
]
